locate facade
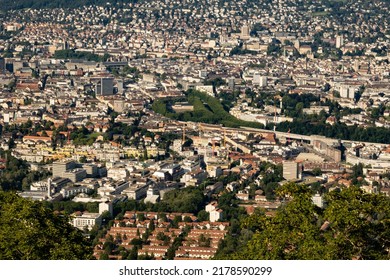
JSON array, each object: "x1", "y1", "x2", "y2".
[
  {"x1": 71, "y1": 212, "x2": 102, "y2": 230},
  {"x1": 283, "y1": 161, "x2": 300, "y2": 180},
  {"x1": 95, "y1": 77, "x2": 114, "y2": 96},
  {"x1": 336, "y1": 35, "x2": 344, "y2": 48},
  {"x1": 62, "y1": 168, "x2": 87, "y2": 183},
  {"x1": 52, "y1": 160, "x2": 77, "y2": 177},
  {"x1": 253, "y1": 74, "x2": 267, "y2": 87},
  {"x1": 312, "y1": 193, "x2": 324, "y2": 208}
]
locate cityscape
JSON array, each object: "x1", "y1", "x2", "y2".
[{"x1": 0, "y1": 0, "x2": 389, "y2": 260}]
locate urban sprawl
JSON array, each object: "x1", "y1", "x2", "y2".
[{"x1": 1, "y1": 0, "x2": 390, "y2": 260}]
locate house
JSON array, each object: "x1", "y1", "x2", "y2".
[{"x1": 205, "y1": 201, "x2": 224, "y2": 222}]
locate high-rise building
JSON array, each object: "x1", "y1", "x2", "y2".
[
  {"x1": 95, "y1": 77, "x2": 114, "y2": 96},
  {"x1": 228, "y1": 77, "x2": 235, "y2": 90},
  {"x1": 283, "y1": 161, "x2": 300, "y2": 180},
  {"x1": 241, "y1": 24, "x2": 250, "y2": 38},
  {"x1": 336, "y1": 35, "x2": 344, "y2": 48}
]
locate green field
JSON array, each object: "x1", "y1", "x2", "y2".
[{"x1": 152, "y1": 90, "x2": 265, "y2": 129}]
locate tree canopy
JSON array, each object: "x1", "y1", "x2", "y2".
[
  {"x1": 218, "y1": 183, "x2": 390, "y2": 260},
  {"x1": 0, "y1": 191, "x2": 93, "y2": 260}
]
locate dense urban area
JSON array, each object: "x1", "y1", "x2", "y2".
[{"x1": 0, "y1": 0, "x2": 389, "y2": 260}]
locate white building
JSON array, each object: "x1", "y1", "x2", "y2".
[
  {"x1": 253, "y1": 74, "x2": 267, "y2": 87},
  {"x1": 336, "y1": 35, "x2": 344, "y2": 48},
  {"x1": 205, "y1": 201, "x2": 224, "y2": 222},
  {"x1": 71, "y1": 212, "x2": 102, "y2": 230},
  {"x1": 312, "y1": 193, "x2": 324, "y2": 208}
]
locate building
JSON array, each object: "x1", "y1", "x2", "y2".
[
  {"x1": 228, "y1": 77, "x2": 235, "y2": 90},
  {"x1": 52, "y1": 160, "x2": 76, "y2": 177},
  {"x1": 312, "y1": 193, "x2": 324, "y2": 208},
  {"x1": 71, "y1": 212, "x2": 102, "y2": 230},
  {"x1": 283, "y1": 161, "x2": 300, "y2": 180},
  {"x1": 83, "y1": 163, "x2": 99, "y2": 178},
  {"x1": 340, "y1": 86, "x2": 355, "y2": 99},
  {"x1": 61, "y1": 168, "x2": 87, "y2": 183},
  {"x1": 241, "y1": 24, "x2": 250, "y2": 38},
  {"x1": 336, "y1": 35, "x2": 344, "y2": 48},
  {"x1": 99, "y1": 200, "x2": 113, "y2": 215},
  {"x1": 95, "y1": 77, "x2": 114, "y2": 96},
  {"x1": 60, "y1": 184, "x2": 91, "y2": 198},
  {"x1": 205, "y1": 201, "x2": 223, "y2": 222},
  {"x1": 253, "y1": 74, "x2": 267, "y2": 87}
]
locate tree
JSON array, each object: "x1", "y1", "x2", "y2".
[
  {"x1": 0, "y1": 191, "x2": 93, "y2": 259},
  {"x1": 220, "y1": 183, "x2": 390, "y2": 260},
  {"x1": 322, "y1": 187, "x2": 390, "y2": 259},
  {"x1": 312, "y1": 167, "x2": 322, "y2": 176},
  {"x1": 197, "y1": 210, "x2": 209, "y2": 222}
]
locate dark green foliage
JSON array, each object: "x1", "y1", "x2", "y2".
[
  {"x1": 267, "y1": 42, "x2": 282, "y2": 56},
  {"x1": 204, "y1": 77, "x2": 226, "y2": 88},
  {"x1": 70, "y1": 126, "x2": 101, "y2": 146},
  {"x1": 218, "y1": 91, "x2": 240, "y2": 110},
  {"x1": 217, "y1": 183, "x2": 390, "y2": 260},
  {"x1": 160, "y1": 187, "x2": 207, "y2": 214},
  {"x1": 197, "y1": 210, "x2": 209, "y2": 222},
  {"x1": 47, "y1": 201, "x2": 99, "y2": 215},
  {"x1": 274, "y1": 121, "x2": 390, "y2": 144},
  {"x1": 0, "y1": 191, "x2": 93, "y2": 259},
  {"x1": 230, "y1": 45, "x2": 257, "y2": 56},
  {"x1": 54, "y1": 50, "x2": 110, "y2": 62},
  {"x1": 0, "y1": 151, "x2": 51, "y2": 191},
  {"x1": 262, "y1": 93, "x2": 390, "y2": 143}
]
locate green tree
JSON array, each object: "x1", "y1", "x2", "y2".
[
  {"x1": 220, "y1": 183, "x2": 390, "y2": 260},
  {"x1": 197, "y1": 210, "x2": 209, "y2": 222},
  {"x1": 0, "y1": 191, "x2": 93, "y2": 259},
  {"x1": 322, "y1": 187, "x2": 390, "y2": 259}
]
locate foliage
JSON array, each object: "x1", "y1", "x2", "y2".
[
  {"x1": 230, "y1": 45, "x2": 257, "y2": 56},
  {"x1": 54, "y1": 49, "x2": 110, "y2": 62},
  {"x1": 217, "y1": 183, "x2": 390, "y2": 260},
  {"x1": 0, "y1": 191, "x2": 93, "y2": 259},
  {"x1": 0, "y1": 151, "x2": 51, "y2": 191},
  {"x1": 159, "y1": 187, "x2": 207, "y2": 214},
  {"x1": 274, "y1": 120, "x2": 390, "y2": 144},
  {"x1": 45, "y1": 201, "x2": 99, "y2": 215},
  {"x1": 152, "y1": 90, "x2": 265, "y2": 129},
  {"x1": 218, "y1": 91, "x2": 240, "y2": 110},
  {"x1": 70, "y1": 126, "x2": 101, "y2": 146}
]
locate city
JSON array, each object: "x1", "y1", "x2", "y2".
[{"x1": 0, "y1": 0, "x2": 389, "y2": 260}]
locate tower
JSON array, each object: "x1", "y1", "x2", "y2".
[
  {"x1": 95, "y1": 77, "x2": 114, "y2": 96},
  {"x1": 47, "y1": 177, "x2": 52, "y2": 199},
  {"x1": 241, "y1": 24, "x2": 250, "y2": 38},
  {"x1": 336, "y1": 35, "x2": 344, "y2": 49},
  {"x1": 283, "y1": 161, "x2": 300, "y2": 180}
]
